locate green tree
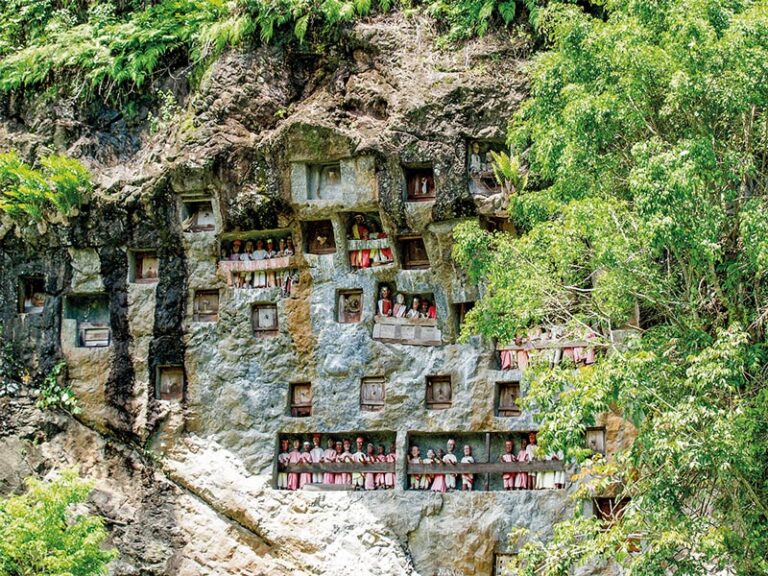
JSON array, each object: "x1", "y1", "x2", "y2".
[
  {"x1": 0, "y1": 470, "x2": 117, "y2": 576},
  {"x1": 453, "y1": 0, "x2": 768, "y2": 573},
  {"x1": 0, "y1": 151, "x2": 92, "y2": 226}
]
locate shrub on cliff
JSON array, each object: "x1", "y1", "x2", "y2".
[
  {"x1": 0, "y1": 151, "x2": 92, "y2": 229},
  {"x1": 455, "y1": 0, "x2": 768, "y2": 573},
  {"x1": 0, "y1": 0, "x2": 534, "y2": 105},
  {"x1": 0, "y1": 470, "x2": 117, "y2": 576}
]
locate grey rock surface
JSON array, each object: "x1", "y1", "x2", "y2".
[{"x1": 0, "y1": 13, "x2": 633, "y2": 576}]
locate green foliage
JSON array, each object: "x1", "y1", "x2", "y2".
[
  {"x1": 147, "y1": 89, "x2": 182, "y2": 134},
  {"x1": 454, "y1": 0, "x2": 768, "y2": 573},
  {"x1": 0, "y1": 150, "x2": 92, "y2": 225},
  {"x1": 35, "y1": 361, "x2": 81, "y2": 416},
  {"x1": 0, "y1": 0, "x2": 249, "y2": 103},
  {"x1": 424, "y1": 0, "x2": 520, "y2": 39},
  {"x1": 0, "y1": 0, "x2": 536, "y2": 103},
  {"x1": 0, "y1": 469, "x2": 117, "y2": 576},
  {"x1": 490, "y1": 149, "x2": 528, "y2": 195}
]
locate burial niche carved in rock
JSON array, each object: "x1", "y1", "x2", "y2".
[
  {"x1": 252, "y1": 303, "x2": 278, "y2": 337},
  {"x1": 156, "y1": 366, "x2": 184, "y2": 402},
  {"x1": 372, "y1": 284, "x2": 441, "y2": 346},
  {"x1": 131, "y1": 251, "x2": 159, "y2": 284},
  {"x1": 18, "y1": 276, "x2": 45, "y2": 314},
  {"x1": 399, "y1": 236, "x2": 429, "y2": 270},
  {"x1": 289, "y1": 382, "x2": 312, "y2": 417},
  {"x1": 193, "y1": 290, "x2": 219, "y2": 322},
  {"x1": 347, "y1": 213, "x2": 393, "y2": 268},
  {"x1": 337, "y1": 290, "x2": 363, "y2": 324},
  {"x1": 425, "y1": 375, "x2": 452, "y2": 410},
  {"x1": 181, "y1": 199, "x2": 216, "y2": 232},
  {"x1": 586, "y1": 427, "x2": 606, "y2": 455},
  {"x1": 404, "y1": 166, "x2": 435, "y2": 201},
  {"x1": 307, "y1": 163, "x2": 342, "y2": 200},
  {"x1": 360, "y1": 377, "x2": 385, "y2": 412},
  {"x1": 304, "y1": 220, "x2": 336, "y2": 255},
  {"x1": 496, "y1": 381, "x2": 521, "y2": 417},
  {"x1": 63, "y1": 293, "x2": 110, "y2": 347},
  {"x1": 468, "y1": 140, "x2": 506, "y2": 197}
]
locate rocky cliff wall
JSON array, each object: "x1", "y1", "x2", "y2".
[{"x1": 0, "y1": 14, "x2": 633, "y2": 576}]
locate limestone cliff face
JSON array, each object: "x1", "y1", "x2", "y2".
[{"x1": 0, "y1": 14, "x2": 633, "y2": 576}]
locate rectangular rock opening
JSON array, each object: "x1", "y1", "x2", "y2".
[
  {"x1": 17, "y1": 275, "x2": 45, "y2": 314},
  {"x1": 407, "y1": 431, "x2": 568, "y2": 492},
  {"x1": 495, "y1": 381, "x2": 521, "y2": 417},
  {"x1": 404, "y1": 165, "x2": 435, "y2": 201},
  {"x1": 288, "y1": 382, "x2": 312, "y2": 417},
  {"x1": 345, "y1": 212, "x2": 393, "y2": 268},
  {"x1": 480, "y1": 215, "x2": 515, "y2": 234},
  {"x1": 373, "y1": 283, "x2": 441, "y2": 346},
  {"x1": 302, "y1": 220, "x2": 336, "y2": 255},
  {"x1": 63, "y1": 293, "x2": 110, "y2": 347},
  {"x1": 193, "y1": 290, "x2": 219, "y2": 322},
  {"x1": 276, "y1": 431, "x2": 396, "y2": 491},
  {"x1": 218, "y1": 232, "x2": 295, "y2": 290},
  {"x1": 252, "y1": 303, "x2": 278, "y2": 337},
  {"x1": 129, "y1": 251, "x2": 159, "y2": 284},
  {"x1": 493, "y1": 553, "x2": 518, "y2": 576},
  {"x1": 425, "y1": 375, "x2": 452, "y2": 410},
  {"x1": 336, "y1": 289, "x2": 363, "y2": 324},
  {"x1": 181, "y1": 199, "x2": 216, "y2": 232},
  {"x1": 586, "y1": 427, "x2": 606, "y2": 455},
  {"x1": 454, "y1": 301, "x2": 475, "y2": 331},
  {"x1": 468, "y1": 139, "x2": 506, "y2": 197},
  {"x1": 156, "y1": 365, "x2": 184, "y2": 402},
  {"x1": 398, "y1": 235, "x2": 430, "y2": 270},
  {"x1": 360, "y1": 377, "x2": 385, "y2": 412},
  {"x1": 306, "y1": 162, "x2": 342, "y2": 200}
]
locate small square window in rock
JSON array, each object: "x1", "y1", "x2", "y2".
[
  {"x1": 156, "y1": 366, "x2": 184, "y2": 402},
  {"x1": 468, "y1": 140, "x2": 506, "y2": 197},
  {"x1": 405, "y1": 166, "x2": 435, "y2": 201},
  {"x1": 303, "y1": 220, "x2": 336, "y2": 255},
  {"x1": 399, "y1": 236, "x2": 430, "y2": 270},
  {"x1": 593, "y1": 497, "x2": 629, "y2": 525},
  {"x1": 494, "y1": 553, "x2": 518, "y2": 576},
  {"x1": 18, "y1": 276, "x2": 45, "y2": 314},
  {"x1": 252, "y1": 303, "x2": 278, "y2": 336},
  {"x1": 426, "y1": 375, "x2": 452, "y2": 410},
  {"x1": 181, "y1": 200, "x2": 216, "y2": 232},
  {"x1": 496, "y1": 381, "x2": 521, "y2": 417},
  {"x1": 337, "y1": 290, "x2": 363, "y2": 324},
  {"x1": 193, "y1": 290, "x2": 219, "y2": 322},
  {"x1": 307, "y1": 162, "x2": 342, "y2": 200},
  {"x1": 455, "y1": 301, "x2": 475, "y2": 330},
  {"x1": 130, "y1": 251, "x2": 159, "y2": 284},
  {"x1": 360, "y1": 377, "x2": 385, "y2": 412},
  {"x1": 289, "y1": 382, "x2": 312, "y2": 417},
  {"x1": 480, "y1": 215, "x2": 515, "y2": 234},
  {"x1": 586, "y1": 427, "x2": 606, "y2": 455},
  {"x1": 64, "y1": 293, "x2": 110, "y2": 347}
]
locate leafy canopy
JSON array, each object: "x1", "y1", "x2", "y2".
[
  {"x1": 454, "y1": 0, "x2": 768, "y2": 573},
  {"x1": 0, "y1": 151, "x2": 92, "y2": 225},
  {"x1": 0, "y1": 470, "x2": 117, "y2": 576},
  {"x1": 0, "y1": 0, "x2": 533, "y2": 104}
]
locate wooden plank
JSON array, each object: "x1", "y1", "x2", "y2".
[
  {"x1": 485, "y1": 432, "x2": 491, "y2": 491},
  {"x1": 407, "y1": 461, "x2": 566, "y2": 474},
  {"x1": 284, "y1": 463, "x2": 395, "y2": 473},
  {"x1": 497, "y1": 340, "x2": 606, "y2": 351}
]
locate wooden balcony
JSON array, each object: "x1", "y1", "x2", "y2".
[
  {"x1": 373, "y1": 315, "x2": 442, "y2": 346},
  {"x1": 218, "y1": 256, "x2": 294, "y2": 287}
]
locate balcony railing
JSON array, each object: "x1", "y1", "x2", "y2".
[
  {"x1": 218, "y1": 256, "x2": 294, "y2": 287},
  {"x1": 372, "y1": 315, "x2": 442, "y2": 346}
]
